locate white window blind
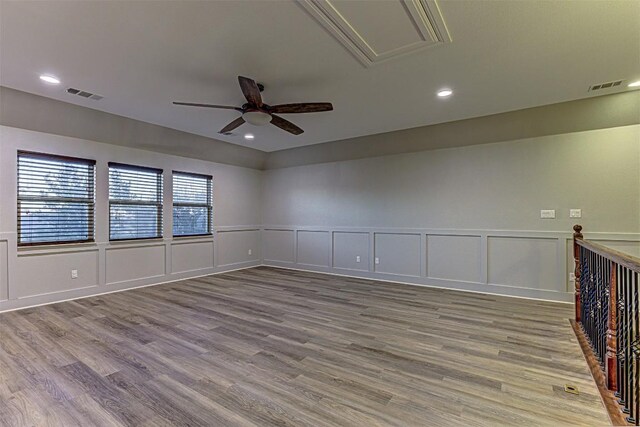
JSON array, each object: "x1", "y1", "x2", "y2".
[
  {"x1": 172, "y1": 171, "x2": 212, "y2": 237},
  {"x1": 109, "y1": 162, "x2": 163, "y2": 240},
  {"x1": 17, "y1": 151, "x2": 96, "y2": 246}
]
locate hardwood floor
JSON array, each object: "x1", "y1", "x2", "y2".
[{"x1": 0, "y1": 267, "x2": 609, "y2": 426}]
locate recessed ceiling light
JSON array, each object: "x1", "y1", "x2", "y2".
[
  {"x1": 437, "y1": 88, "x2": 453, "y2": 98},
  {"x1": 244, "y1": 133, "x2": 255, "y2": 140},
  {"x1": 39, "y1": 74, "x2": 60, "y2": 85},
  {"x1": 629, "y1": 80, "x2": 640, "y2": 88}
]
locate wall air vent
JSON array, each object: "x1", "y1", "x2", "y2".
[
  {"x1": 589, "y1": 80, "x2": 623, "y2": 92},
  {"x1": 67, "y1": 88, "x2": 103, "y2": 101}
]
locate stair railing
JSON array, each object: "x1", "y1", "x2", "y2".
[{"x1": 574, "y1": 224, "x2": 640, "y2": 425}]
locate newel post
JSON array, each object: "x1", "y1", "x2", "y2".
[
  {"x1": 573, "y1": 224, "x2": 583, "y2": 322},
  {"x1": 606, "y1": 262, "x2": 618, "y2": 391}
]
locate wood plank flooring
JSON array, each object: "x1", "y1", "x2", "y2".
[{"x1": 0, "y1": 267, "x2": 609, "y2": 426}]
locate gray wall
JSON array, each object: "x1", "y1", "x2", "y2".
[
  {"x1": 265, "y1": 91, "x2": 640, "y2": 169},
  {"x1": 0, "y1": 126, "x2": 262, "y2": 311},
  {"x1": 0, "y1": 87, "x2": 266, "y2": 169},
  {"x1": 261, "y1": 125, "x2": 640, "y2": 301},
  {"x1": 1, "y1": 86, "x2": 639, "y2": 307}
]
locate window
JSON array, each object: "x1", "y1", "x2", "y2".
[
  {"x1": 109, "y1": 163, "x2": 163, "y2": 240},
  {"x1": 17, "y1": 151, "x2": 95, "y2": 246},
  {"x1": 172, "y1": 172, "x2": 212, "y2": 237}
]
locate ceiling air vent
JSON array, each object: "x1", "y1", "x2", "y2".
[
  {"x1": 67, "y1": 88, "x2": 103, "y2": 101},
  {"x1": 589, "y1": 80, "x2": 623, "y2": 92}
]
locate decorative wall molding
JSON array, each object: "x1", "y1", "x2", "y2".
[
  {"x1": 0, "y1": 262, "x2": 260, "y2": 313},
  {"x1": 299, "y1": 0, "x2": 451, "y2": 67},
  {"x1": 2, "y1": 223, "x2": 638, "y2": 311},
  {"x1": 261, "y1": 225, "x2": 640, "y2": 303},
  {"x1": 0, "y1": 225, "x2": 263, "y2": 312}
]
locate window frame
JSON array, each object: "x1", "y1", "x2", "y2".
[
  {"x1": 172, "y1": 170, "x2": 213, "y2": 238},
  {"x1": 108, "y1": 162, "x2": 164, "y2": 242},
  {"x1": 17, "y1": 150, "x2": 96, "y2": 247}
]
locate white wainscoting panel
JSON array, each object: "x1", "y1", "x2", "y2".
[
  {"x1": 15, "y1": 249, "x2": 99, "y2": 298},
  {"x1": 297, "y1": 230, "x2": 330, "y2": 267},
  {"x1": 0, "y1": 240, "x2": 8, "y2": 301},
  {"x1": 171, "y1": 240, "x2": 214, "y2": 274},
  {"x1": 488, "y1": 236, "x2": 559, "y2": 291},
  {"x1": 106, "y1": 244, "x2": 165, "y2": 285},
  {"x1": 374, "y1": 233, "x2": 421, "y2": 277},
  {"x1": 427, "y1": 234, "x2": 482, "y2": 283},
  {"x1": 263, "y1": 229, "x2": 295, "y2": 263},
  {"x1": 259, "y1": 226, "x2": 622, "y2": 301},
  {"x1": 333, "y1": 231, "x2": 370, "y2": 272},
  {"x1": 217, "y1": 230, "x2": 261, "y2": 267}
]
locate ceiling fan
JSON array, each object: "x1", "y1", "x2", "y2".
[{"x1": 173, "y1": 76, "x2": 333, "y2": 136}]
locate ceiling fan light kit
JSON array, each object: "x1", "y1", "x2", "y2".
[
  {"x1": 173, "y1": 76, "x2": 333, "y2": 136},
  {"x1": 243, "y1": 110, "x2": 272, "y2": 126}
]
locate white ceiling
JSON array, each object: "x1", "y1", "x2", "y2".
[{"x1": 1, "y1": 1, "x2": 639, "y2": 152}]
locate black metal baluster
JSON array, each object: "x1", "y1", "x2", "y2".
[
  {"x1": 630, "y1": 268, "x2": 639, "y2": 425},
  {"x1": 628, "y1": 270, "x2": 640, "y2": 425},
  {"x1": 595, "y1": 252, "x2": 600, "y2": 361},
  {"x1": 599, "y1": 253, "x2": 605, "y2": 363},
  {"x1": 586, "y1": 249, "x2": 592, "y2": 345},
  {"x1": 580, "y1": 248, "x2": 589, "y2": 336},
  {"x1": 625, "y1": 266, "x2": 632, "y2": 415},
  {"x1": 621, "y1": 264, "x2": 629, "y2": 411},
  {"x1": 604, "y1": 257, "x2": 610, "y2": 366},
  {"x1": 598, "y1": 253, "x2": 604, "y2": 362},
  {"x1": 593, "y1": 254, "x2": 604, "y2": 368},
  {"x1": 581, "y1": 246, "x2": 587, "y2": 334},
  {"x1": 590, "y1": 250, "x2": 596, "y2": 352},
  {"x1": 617, "y1": 262, "x2": 623, "y2": 400},
  {"x1": 604, "y1": 255, "x2": 609, "y2": 363}
]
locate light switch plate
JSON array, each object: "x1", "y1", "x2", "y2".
[
  {"x1": 540, "y1": 209, "x2": 556, "y2": 219},
  {"x1": 570, "y1": 209, "x2": 582, "y2": 218},
  {"x1": 248, "y1": 249, "x2": 252, "y2": 255}
]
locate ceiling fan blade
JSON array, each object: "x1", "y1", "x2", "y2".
[
  {"x1": 238, "y1": 76, "x2": 263, "y2": 107},
  {"x1": 270, "y1": 103, "x2": 333, "y2": 114},
  {"x1": 270, "y1": 114, "x2": 304, "y2": 135},
  {"x1": 219, "y1": 116, "x2": 246, "y2": 134},
  {"x1": 173, "y1": 102, "x2": 241, "y2": 111}
]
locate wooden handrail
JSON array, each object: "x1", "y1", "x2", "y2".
[{"x1": 575, "y1": 238, "x2": 640, "y2": 273}]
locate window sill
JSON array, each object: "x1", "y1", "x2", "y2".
[
  {"x1": 17, "y1": 240, "x2": 98, "y2": 255},
  {"x1": 172, "y1": 233, "x2": 213, "y2": 239},
  {"x1": 109, "y1": 237, "x2": 164, "y2": 244}
]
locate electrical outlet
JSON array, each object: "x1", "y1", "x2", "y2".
[
  {"x1": 375, "y1": 257, "x2": 380, "y2": 265},
  {"x1": 540, "y1": 209, "x2": 556, "y2": 219},
  {"x1": 356, "y1": 256, "x2": 361, "y2": 263},
  {"x1": 569, "y1": 272, "x2": 576, "y2": 281},
  {"x1": 248, "y1": 249, "x2": 252, "y2": 256},
  {"x1": 570, "y1": 209, "x2": 582, "y2": 218},
  {"x1": 71, "y1": 269, "x2": 78, "y2": 279}
]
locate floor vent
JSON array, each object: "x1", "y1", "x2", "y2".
[
  {"x1": 67, "y1": 88, "x2": 104, "y2": 101},
  {"x1": 589, "y1": 80, "x2": 623, "y2": 92},
  {"x1": 564, "y1": 384, "x2": 579, "y2": 395}
]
